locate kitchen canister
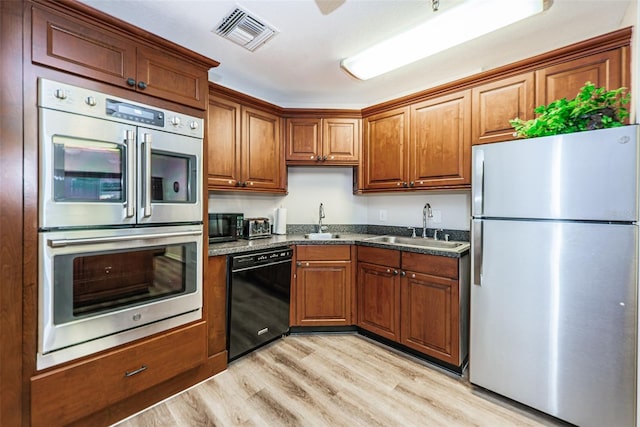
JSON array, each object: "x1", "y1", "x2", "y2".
[{"x1": 274, "y1": 207, "x2": 287, "y2": 235}]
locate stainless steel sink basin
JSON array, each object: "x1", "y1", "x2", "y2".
[
  {"x1": 304, "y1": 232, "x2": 341, "y2": 240},
  {"x1": 365, "y1": 235, "x2": 466, "y2": 250}
]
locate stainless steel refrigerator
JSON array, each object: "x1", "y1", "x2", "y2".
[{"x1": 470, "y1": 125, "x2": 638, "y2": 427}]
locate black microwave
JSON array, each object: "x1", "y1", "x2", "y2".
[{"x1": 208, "y1": 213, "x2": 244, "y2": 243}]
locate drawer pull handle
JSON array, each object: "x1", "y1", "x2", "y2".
[{"x1": 125, "y1": 365, "x2": 147, "y2": 377}]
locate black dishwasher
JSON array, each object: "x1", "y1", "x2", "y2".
[{"x1": 227, "y1": 247, "x2": 292, "y2": 361}]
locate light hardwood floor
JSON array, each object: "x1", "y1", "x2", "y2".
[{"x1": 115, "y1": 334, "x2": 566, "y2": 426}]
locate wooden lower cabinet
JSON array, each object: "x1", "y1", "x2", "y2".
[
  {"x1": 400, "y1": 270, "x2": 459, "y2": 365},
  {"x1": 357, "y1": 246, "x2": 466, "y2": 367},
  {"x1": 30, "y1": 322, "x2": 207, "y2": 427},
  {"x1": 357, "y1": 246, "x2": 401, "y2": 341},
  {"x1": 293, "y1": 245, "x2": 355, "y2": 326}
]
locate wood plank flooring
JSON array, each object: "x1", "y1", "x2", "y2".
[{"x1": 114, "y1": 334, "x2": 566, "y2": 427}]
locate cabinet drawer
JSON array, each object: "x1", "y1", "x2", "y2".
[
  {"x1": 297, "y1": 245, "x2": 351, "y2": 261},
  {"x1": 31, "y1": 322, "x2": 206, "y2": 427},
  {"x1": 402, "y1": 252, "x2": 458, "y2": 279},
  {"x1": 357, "y1": 246, "x2": 400, "y2": 268}
]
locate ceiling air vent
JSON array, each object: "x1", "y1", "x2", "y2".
[{"x1": 214, "y1": 7, "x2": 278, "y2": 52}]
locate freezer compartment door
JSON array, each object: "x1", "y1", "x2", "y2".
[
  {"x1": 470, "y1": 219, "x2": 637, "y2": 427},
  {"x1": 472, "y1": 125, "x2": 638, "y2": 221}
]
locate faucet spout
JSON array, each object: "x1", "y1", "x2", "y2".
[
  {"x1": 318, "y1": 203, "x2": 326, "y2": 232},
  {"x1": 422, "y1": 203, "x2": 432, "y2": 238}
]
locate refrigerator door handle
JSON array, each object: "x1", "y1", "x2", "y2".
[
  {"x1": 473, "y1": 150, "x2": 485, "y2": 216},
  {"x1": 473, "y1": 219, "x2": 483, "y2": 286}
]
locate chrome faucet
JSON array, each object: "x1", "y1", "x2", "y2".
[
  {"x1": 318, "y1": 203, "x2": 326, "y2": 232},
  {"x1": 422, "y1": 203, "x2": 433, "y2": 238}
]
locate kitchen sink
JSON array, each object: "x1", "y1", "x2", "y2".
[
  {"x1": 365, "y1": 235, "x2": 467, "y2": 250},
  {"x1": 304, "y1": 233, "x2": 341, "y2": 240}
]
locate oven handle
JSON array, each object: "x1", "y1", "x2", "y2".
[
  {"x1": 125, "y1": 130, "x2": 136, "y2": 218},
  {"x1": 142, "y1": 132, "x2": 152, "y2": 218},
  {"x1": 47, "y1": 231, "x2": 202, "y2": 248}
]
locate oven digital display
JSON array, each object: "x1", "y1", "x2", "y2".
[{"x1": 105, "y1": 99, "x2": 164, "y2": 127}]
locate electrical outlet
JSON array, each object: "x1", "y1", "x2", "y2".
[
  {"x1": 379, "y1": 209, "x2": 388, "y2": 221},
  {"x1": 432, "y1": 209, "x2": 442, "y2": 223}
]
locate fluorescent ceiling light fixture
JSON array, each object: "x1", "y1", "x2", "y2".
[{"x1": 341, "y1": 0, "x2": 547, "y2": 80}]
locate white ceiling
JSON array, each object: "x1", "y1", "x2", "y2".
[{"x1": 79, "y1": 0, "x2": 636, "y2": 109}]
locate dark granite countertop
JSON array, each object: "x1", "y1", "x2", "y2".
[{"x1": 208, "y1": 233, "x2": 470, "y2": 258}]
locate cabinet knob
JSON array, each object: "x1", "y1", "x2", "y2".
[
  {"x1": 411, "y1": 273, "x2": 415, "y2": 278},
  {"x1": 393, "y1": 270, "x2": 399, "y2": 275},
  {"x1": 322, "y1": 155, "x2": 328, "y2": 161},
  {"x1": 403, "y1": 182, "x2": 409, "y2": 188},
  {"x1": 316, "y1": 155, "x2": 321, "y2": 161},
  {"x1": 137, "y1": 81, "x2": 147, "y2": 90},
  {"x1": 410, "y1": 181, "x2": 415, "y2": 187},
  {"x1": 54, "y1": 89, "x2": 67, "y2": 100},
  {"x1": 396, "y1": 182, "x2": 401, "y2": 186},
  {"x1": 126, "y1": 78, "x2": 136, "y2": 87},
  {"x1": 401, "y1": 271, "x2": 406, "y2": 277},
  {"x1": 386, "y1": 268, "x2": 391, "y2": 273},
  {"x1": 296, "y1": 261, "x2": 302, "y2": 267}
]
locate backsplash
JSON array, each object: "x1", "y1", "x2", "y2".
[{"x1": 209, "y1": 167, "x2": 471, "y2": 231}]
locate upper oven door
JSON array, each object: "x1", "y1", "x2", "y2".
[
  {"x1": 39, "y1": 108, "x2": 137, "y2": 229},
  {"x1": 137, "y1": 127, "x2": 202, "y2": 225}
]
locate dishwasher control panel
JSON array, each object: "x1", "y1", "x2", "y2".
[{"x1": 230, "y1": 247, "x2": 293, "y2": 270}]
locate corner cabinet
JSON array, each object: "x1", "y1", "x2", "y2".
[
  {"x1": 207, "y1": 92, "x2": 286, "y2": 193},
  {"x1": 31, "y1": 4, "x2": 215, "y2": 109},
  {"x1": 285, "y1": 117, "x2": 360, "y2": 165},
  {"x1": 293, "y1": 245, "x2": 355, "y2": 326}
]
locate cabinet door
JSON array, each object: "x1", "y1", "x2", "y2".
[
  {"x1": 400, "y1": 271, "x2": 459, "y2": 365},
  {"x1": 536, "y1": 50, "x2": 624, "y2": 106},
  {"x1": 295, "y1": 260, "x2": 352, "y2": 326},
  {"x1": 357, "y1": 262, "x2": 400, "y2": 341},
  {"x1": 32, "y1": 5, "x2": 137, "y2": 88},
  {"x1": 136, "y1": 46, "x2": 208, "y2": 110},
  {"x1": 322, "y1": 118, "x2": 360, "y2": 164},
  {"x1": 207, "y1": 97, "x2": 242, "y2": 188},
  {"x1": 362, "y1": 107, "x2": 410, "y2": 190},
  {"x1": 285, "y1": 117, "x2": 321, "y2": 163},
  {"x1": 242, "y1": 106, "x2": 284, "y2": 191},
  {"x1": 410, "y1": 90, "x2": 471, "y2": 188},
  {"x1": 472, "y1": 73, "x2": 535, "y2": 145}
]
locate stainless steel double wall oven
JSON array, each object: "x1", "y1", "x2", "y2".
[{"x1": 37, "y1": 79, "x2": 204, "y2": 369}]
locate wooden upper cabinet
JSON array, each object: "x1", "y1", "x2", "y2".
[
  {"x1": 286, "y1": 117, "x2": 359, "y2": 165},
  {"x1": 31, "y1": 4, "x2": 212, "y2": 109},
  {"x1": 322, "y1": 118, "x2": 360, "y2": 164},
  {"x1": 536, "y1": 50, "x2": 624, "y2": 106},
  {"x1": 471, "y1": 73, "x2": 535, "y2": 145},
  {"x1": 410, "y1": 90, "x2": 471, "y2": 188},
  {"x1": 242, "y1": 106, "x2": 284, "y2": 191},
  {"x1": 136, "y1": 46, "x2": 208, "y2": 109},
  {"x1": 208, "y1": 96, "x2": 241, "y2": 188},
  {"x1": 362, "y1": 107, "x2": 410, "y2": 190},
  {"x1": 286, "y1": 118, "x2": 322, "y2": 162},
  {"x1": 207, "y1": 93, "x2": 285, "y2": 193}
]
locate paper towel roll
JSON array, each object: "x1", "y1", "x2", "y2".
[{"x1": 274, "y1": 207, "x2": 287, "y2": 234}]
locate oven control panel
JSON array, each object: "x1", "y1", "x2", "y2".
[{"x1": 38, "y1": 78, "x2": 203, "y2": 138}]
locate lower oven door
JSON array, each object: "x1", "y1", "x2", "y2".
[{"x1": 38, "y1": 224, "x2": 203, "y2": 369}]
